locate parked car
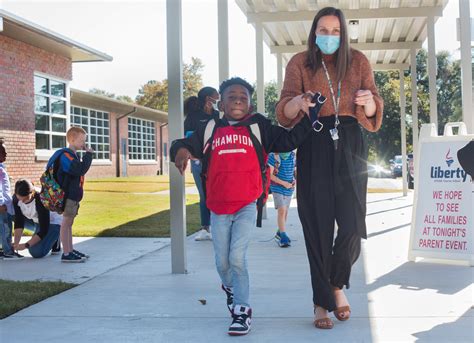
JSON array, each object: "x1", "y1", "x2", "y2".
[
  {"x1": 389, "y1": 155, "x2": 403, "y2": 178},
  {"x1": 367, "y1": 163, "x2": 392, "y2": 178}
]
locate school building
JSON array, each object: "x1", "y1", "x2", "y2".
[{"x1": 0, "y1": 10, "x2": 169, "y2": 183}]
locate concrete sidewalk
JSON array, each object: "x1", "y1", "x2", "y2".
[{"x1": 1, "y1": 192, "x2": 472, "y2": 342}]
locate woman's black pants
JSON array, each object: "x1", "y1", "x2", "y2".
[{"x1": 296, "y1": 115, "x2": 368, "y2": 312}]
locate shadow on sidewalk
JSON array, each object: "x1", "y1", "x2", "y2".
[
  {"x1": 366, "y1": 261, "x2": 472, "y2": 295},
  {"x1": 413, "y1": 307, "x2": 474, "y2": 342},
  {"x1": 96, "y1": 203, "x2": 201, "y2": 237}
]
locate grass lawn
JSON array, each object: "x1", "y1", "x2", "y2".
[
  {"x1": 85, "y1": 174, "x2": 195, "y2": 193},
  {"x1": 0, "y1": 279, "x2": 75, "y2": 319},
  {"x1": 74, "y1": 192, "x2": 201, "y2": 237}
]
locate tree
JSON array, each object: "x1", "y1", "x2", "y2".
[
  {"x1": 89, "y1": 88, "x2": 116, "y2": 98},
  {"x1": 366, "y1": 48, "x2": 462, "y2": 164},
  {"x1": 88, "y1": 88, "x2": 134, "y2": 103},
  {"x1": 251, "y1": 80, "x2": 280, "y2": 124},
  {"x1": 135, "y1": 57, "x2": 205, "y2": 112}
]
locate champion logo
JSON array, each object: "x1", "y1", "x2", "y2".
[{"x1": 445, "y1": 149, "x2": 454, "y2": 167}]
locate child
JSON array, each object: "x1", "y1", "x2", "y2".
[
  {"x1": 48, "y1": 127, "x2": 93, "y2": 263},
  {"x1": 268, "y1": 151, "x2": 296, "y2": 247},
  {"x1": 13, "y1": 179, "x2": 63, "y2": 258},
  {"x1": 171, "y1": 77, "x2": 316, "y2": 336},
  {"x1": 0, "y1": 138, "x2": 23, "y2": 260}
]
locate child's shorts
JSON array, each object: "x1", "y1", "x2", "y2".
[
  {"x1": 273, "y1": 193, "x2": 292, "y2": 209},
  {"x1": 63, "y1": 199, "x2": 80, "y2": 218}
]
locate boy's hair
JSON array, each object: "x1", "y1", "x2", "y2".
[
  {"x1": 0, "y1": 137, "x2": 4, "y2": 145},
  {"x1": 66, "y1": 127, "x2": 87, "y2": 143},
  {"x1": 219, "y1": 77, "x2": 254, "y2": 96},
  {"x1": 15, "y1": 179, "x2": 34, "y2": 197}
]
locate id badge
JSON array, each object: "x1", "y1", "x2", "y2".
[{"x1": 330, "y1": 128, "x2": 339, "y2": 141}]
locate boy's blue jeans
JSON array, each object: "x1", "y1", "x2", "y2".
[
  {"x1": 191, "y1": 160, "x2": 210, "y2": 227},
  {"x1": 210, "y1": 202, "x2": 256, "y2": 308},
  {"x1": 0, "y1": 212, "x2": 13, "y2": 255},
  {"x1": 27, "y1": 221, "x2": 60, "y2": 258}
]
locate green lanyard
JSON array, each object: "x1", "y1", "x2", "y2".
[{"x1": 321, "y1": 60, "x2": 341, "y2": 129}]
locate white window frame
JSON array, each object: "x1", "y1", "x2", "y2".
[
  {"x1": 70, "y1": 105, "x2": 111, "y2": 162},
  {"x1": 34, "y1": 72, "x2": 70, "y2": 159},
  {"x1": 128, "y1": 117, "x2": 157, "y2": 162}
]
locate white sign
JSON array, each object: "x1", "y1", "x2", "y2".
[{"x1": 409, "y1": 124, "x2": 474, "y2": 265}]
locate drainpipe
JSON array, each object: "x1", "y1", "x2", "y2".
[
  {"x1": 159, "y1": 122, "x2": 169, "y2": 175},
  {"x1": 115, "y1": 108, "x2": 137, "y2": 177}
]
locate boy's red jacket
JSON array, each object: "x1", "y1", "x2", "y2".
[{"x1": 170, "y1": 113, "x2": 312, "y2": 215}]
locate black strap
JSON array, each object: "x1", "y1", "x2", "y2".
[{"x1": 246, "y1": 125, "x2": 267, "y2": 228}]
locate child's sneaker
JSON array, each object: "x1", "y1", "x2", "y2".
[
  {"x1": 61, "y1": 252, "x2": 85, "y2": 263},
  {"x1": 195, "y1": 227, "x2": 212, "y2": 241},
  {"x1": 228, "y1": 305, "x2": 252, "y2": 336},
  {"x1": 221, "y1": 284, "x2": 234, "y2": 314},
  {"x1": 275, "y1": 231, "x2": 291, "y2": 247},
  {"x1": 51, "y1": 240, "x2": 61, "y2": 255},
  {"x1": 73, "y1": 249, "x2": 89, "y2": 259},
  {"x1": 3, "y1": 252, "x2": 24, "y2": 261}
]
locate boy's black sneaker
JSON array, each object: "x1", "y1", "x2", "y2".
[
  {"x1": 51, "y1": 241, "x2": 61, "y2": 255},
  {"x1": 61, "y1": 253, "x2": 85, "y2": 263},
  {"x1": 221, "y1": 284, "x2": 234, "y2": 315},
  {"x1": 228, "y1": 305, "x2": 252, "y2": 336},
  {"x1": 3, "y1": 252, "x2": 24, "y2": 261},
  {"x1": 73, "y1": 249, "x2": 89, "y2": 259}
]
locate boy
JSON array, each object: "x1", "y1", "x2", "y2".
[
  {"x1": 48, "y1": 127, "x2": 93, "y2": 263},
  {"x1": 268, "y1": 151, "x2": 296, "y2": 247},
  {"x1": 171, "y1": 77, "x2": 316, "y2": 336},
  {"x1": 0, "y1": 138, "x2": 23, "y2": 260}
]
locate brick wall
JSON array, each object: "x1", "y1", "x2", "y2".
[{"x1": 0, "y1": 35, "x2": 72, "y2": 185}]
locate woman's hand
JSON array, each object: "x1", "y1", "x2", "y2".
[
  {"x1": 354, "y1": 89, "x2": 376, "y2": 118},
  {"x1": 284, "y1": 92, "x2": 316, "y2": 119}
]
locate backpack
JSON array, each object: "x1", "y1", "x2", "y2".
[
  {"x1": 39, "y1": 150, "x2": 66, "y2": 214},
  {"x1": 201, "y1": 117, "x2": 270, "y2": 227}
]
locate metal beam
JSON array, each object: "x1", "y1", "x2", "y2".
[
  {"x1": 427, "y1": 15, "x2": 438, "y2": 130},
  {"x1": 370, "y1": 63, "x2": 410, "y2": 71},
  {"x1": 410, "y1": 49, "x2": 419, "y2": 162},
  {"x1": 270, "y1": 41, "x2": 423, "y2": 54},
  {"x1": 247, "y1": 6, "x2": 444, "y2": 23},
  {"x1": 276, "y1": 52, "x2": 283, "y2": 95},
  {"x1": 166, "y1": 0, "x2": 187, "y2": 274},
  {"x1": 459, "y1": 0, "x2": 473, "y2": 134},
  {"x1": 400, "y1": 69, "x2": 408, "y2": 196},
  {"x1": 218, "y1": 0, "x2": 229, "y2": 84},
  {"x1": 256, "y1": 21, "x2": 265, "y2": 114}
]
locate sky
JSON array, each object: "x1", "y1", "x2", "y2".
[{"x1": 0, "y1": 0, "x2": 470, "y2": 100}]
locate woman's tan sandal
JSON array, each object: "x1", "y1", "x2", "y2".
[
  {"x1": 314, "y1": 306, "x2": 334, "y2": 329},
  {"x1": 334, "y1": 306, "x2": 351, "y2": 321},
  {"x1": 314, "y1": 317, "x2": 334, "y2": 329}
]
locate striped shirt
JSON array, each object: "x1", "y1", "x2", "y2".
[{"x1": 268, "y1": 152, "x2": 295, "y2": 196}]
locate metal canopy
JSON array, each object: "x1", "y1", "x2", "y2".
[{"x1": 235, "y1": 0, "x2": 449, "y2": 70}]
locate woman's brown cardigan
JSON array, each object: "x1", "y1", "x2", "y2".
[{"x1": 276, "y1": 49, "x2": 383, "y2": 132}]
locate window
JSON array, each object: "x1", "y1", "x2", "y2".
[
  {"x1": 128, "y1": 117, "x2": 156, "y2": 160},
  {"x1": 34, "y1": 74, "x2": 68, "y2": 150},
  {"x1": 70, "y1": 106, "x2": 110, "y2": 160}
]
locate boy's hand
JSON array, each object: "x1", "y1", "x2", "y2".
[
  {"x1": 174, "y1": 148, "x2": 192, "y2": 175},
  {"x1": 283, "y1": 181, "x2": 294, "y2": 189},
  {"x1": 0, "y1": 205, "x2": 6, "y2": 214}
]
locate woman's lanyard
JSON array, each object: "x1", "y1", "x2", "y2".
[{"x1": 321, "y1": 59, "x2": 341, "y2": 149}]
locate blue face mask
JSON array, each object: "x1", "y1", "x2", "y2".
[{"x1": 315, "y1": 35, "x2": 340, "y2": 55}]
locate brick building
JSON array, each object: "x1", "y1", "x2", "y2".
[{"x1": 0, "y1": 10, "x2": 169, "y2": 183}]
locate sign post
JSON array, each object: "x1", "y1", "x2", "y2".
[{"x1": 408, "y1": 123, "x2": 474, "y2": 266}]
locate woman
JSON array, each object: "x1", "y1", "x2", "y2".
[
  {"x1": 184, "y1": 87, "x2": 219, "y2": 241},
  {"x1": 12, "y1": 179, "x2": 83, "y2": 260},
  {"x1": 276, "y1": 7, "x2": 383, "y2": 329}
]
